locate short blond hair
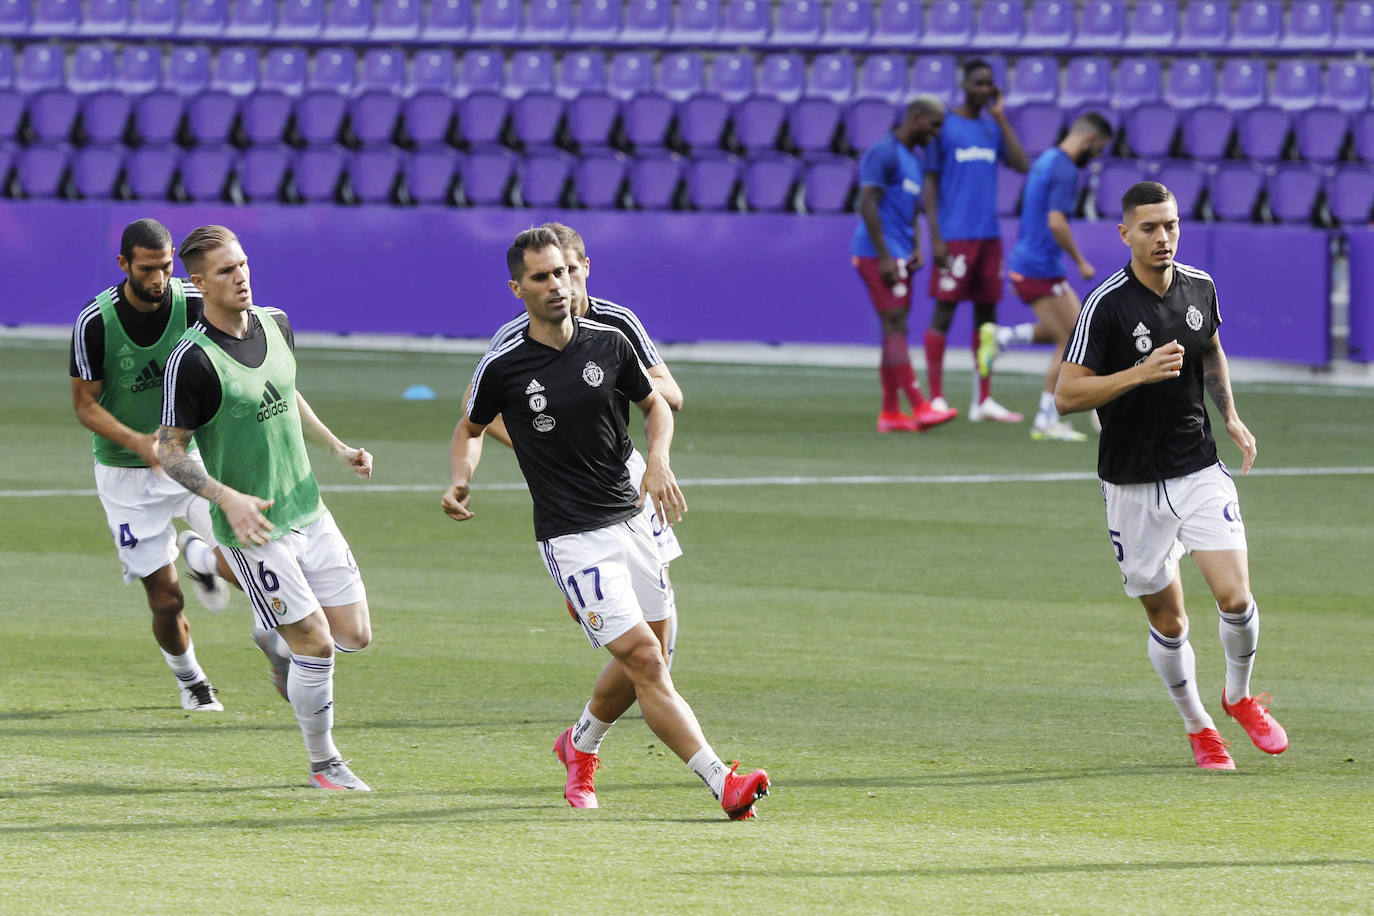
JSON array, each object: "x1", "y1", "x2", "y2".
[{"x1": 178, "y1": 225, "x2": 240, "y2": 274}]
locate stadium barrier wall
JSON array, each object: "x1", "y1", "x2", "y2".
[
  {"x1": 1347, "y1": 229, "x2": 1374, "y2": 364},
  {"x1": 0, "y1": 201, "x2": 1334, "y2": 365}
]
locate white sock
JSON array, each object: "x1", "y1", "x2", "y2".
[
  {"x1": 1218, "y1": 600, "x2": 1259, "y2": 704},
  {"x1": 571, "y1": 703, "x2": 614, "y2": 755},
  {"x1": 161, "y1": 641, "x2": 208, "y2": 686},
  {"x1": 1148, "y1": 624, "x2": 1214, "y2": 733},
  {"x1": 997, "y1": 321, "x2": 1036, "y2": 347},
  {"x1": 687, "y1": 745, "x2": 729, "y2": 800},
  {"x1": 289, "y1": 653, "x2": 340, "y2": 764},
  {"x1": 181, "y1": 534, "x2": 218, "y2": 576},
  {"x1": 1034, "y1": 390, "x2": 1060, "y2": 427},
  {"x1": 664, "y1": 586, "x2": 678, "y2": 671}
]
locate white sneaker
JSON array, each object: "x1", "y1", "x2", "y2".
[
  {"x1": 1031, "y1": 420, "x2": 1089, "y2": 442},
  {"x1": 968, "y1": 397, "x2": 1024, "y2": 423},
  {"x1": 180, "y1": 680, "x2": 224, "y2": 711},
  {"x1": 929, "y1": 396, "x2": 950, "y2": 412},
  {"x1": 310, "y1": 758, "x2": 372, "y2": 791},
  {"x1": 177, "y1": 530, "x2": 230, "y2": 612}
]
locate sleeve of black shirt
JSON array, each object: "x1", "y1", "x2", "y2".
[
  {"x1": 614, "y1": 333, "x2": 655, "y2": 403},
  {"x1": 466, "y1": 357, "x2": 504, "y2": 426},
  {"x1": 1210, "y1": 280, "x2": 1223, "y2": 330},
  {"x1": 163, "y1": 343, "x2": 223, "y2": 431},
  {"x1": 1067, "y1": 296, "x2": 1113, "y2": 373},
  {"x1": 70, "y1": 305, "x2": 105, "y2": 380},
  {"x1": 263, "y1": 307, "x2": 296, "y2": 351}
]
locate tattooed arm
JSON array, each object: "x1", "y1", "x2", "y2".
[
  {"x1": 1202, "y1": 333, "x2": 1257, "y2": 474},
  {"x1": 157, "y1": 424, "x2": 276, "y2": 545}
]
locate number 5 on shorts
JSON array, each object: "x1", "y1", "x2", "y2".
[
  {"x1": 1108, "y1": 528, "x2": 1124, "y2": 562},
  {"x1": 565, "y1": 566, "x2": 603, "y2": 609}
]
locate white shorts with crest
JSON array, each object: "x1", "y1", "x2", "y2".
[
  {"x1": 222, "y1": 511, "x2": 366, "y2": 631},
  {"x1": 94, "y1": 458, "x2": 217, "y2": 584}
]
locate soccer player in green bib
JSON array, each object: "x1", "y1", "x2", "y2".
[
  {"x1": 157, "y1": 225, "x2": 375, "y2": 791},
  {"x1": 70, "y1": 218, "x2": 237, "y2": 712}
]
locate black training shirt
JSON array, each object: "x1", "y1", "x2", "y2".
[
  {"x1": 467, "y1": 316, "x2": 656, "y2": 540},
  {"x1": 161, "y1": 308, "x2": 295, "y2": 431},
  {"x1": 69, "y1": 281, "x2": 206, "y2": 380},
  {"x1": 1065, "y1": 262, "x2": 1222, "y2": 484}
]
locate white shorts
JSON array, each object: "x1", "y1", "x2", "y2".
[
  {"x1": 221, "y1": 511, "x2": 366, "y2": 632},
  {"x1": 625, "y1": 448, "x2": 684, "y2": 564},
  {"x1": 1101, "y1": 463, "x2": 1248, "y2": 598},
  {"x1": 538, "y1": 513, "x2": 670, "y2": 649},
  {"x1": 94, "y1": 458, "x2": 218, "y2": 584}
]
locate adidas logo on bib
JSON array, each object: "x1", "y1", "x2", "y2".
[{"x1": 257, "y1": 380, "x2": 289, "y2": 422}]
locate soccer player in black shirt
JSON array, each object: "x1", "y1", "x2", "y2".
[
  {"x1": 1056, "y1": 182, "x2": 1287, "y2": 770},
  {"x1": 442, "y1": 227, "x2": 769, "y2": 819}
]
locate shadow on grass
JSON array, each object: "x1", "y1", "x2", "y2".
[
  {"x1": 693, "y1": 858, "x2": 1374, "y2": 879},
  {"x1": 0, "y1": 714, "x2": 568, "y2": 739}
]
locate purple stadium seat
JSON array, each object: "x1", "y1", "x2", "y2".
[
  {"x1": 178, "y1": 0, "x2": 226, "y2": 36},
  {"x1": 324, "y1": 0, "x2": 371, "y2": 39},
  {"x1": 684, "y1": 151, "x2": 740, "y2": 209},
  {"x1": 617, "y1": 64, "x2": 671, "y2": 148},
  {"x1": 0, "y1": 0, "x2": 26, "y2": 34},
  {"x1": 1005, "y1": 55, "x2": 1056, "y2": 106},
  {"x1": 909, "y1": 54, "x2": 958, "y2": 104},
  {"x1": 925, "y1": 0, "x2": 975, "y2": 48},
  {"x1": 71, "y1": 47, "x2": 124, "y2": 142},
  {"x1": 801, "y1": 154, "x2": 855, "y2": 213},
  {"x1": 1075, "y1": 1, "x2": 1126, "y2": 48},
  {"x1": 711, "y1": 51, "x2": 755, "y2": 103},
  {"x1": 411, "y1": 48, "x2": 455, "y2": 95},
  {"x1": 275, "y1": 0, "x2": 323, "y2": 38},
  {"x1": 348, "y1": 50, "x2": 405, "y2": 146},
  {"x1": 471, "y1": 0, "x2": 520, "y2": 41},
  {"x1": 973, "y1": 0, "x2": 1024, "y2": 47},
  {"x1": 790, "y1": 54, "x2": 853, "y2": 153},
  {"x1": 871, "y1": 0, "x2": 922, "y2": 47},
  {"x1": 628, "y1": 151, "x2": 683, "y2": 209},
  {"x1": 1114, "y1": 58, "x2": 1163, "y2": 109},
  {"x1": 743, "y1": 152, "x2": 799, "y2": 211},
  {"x1": 996, "y1": 164, "x2": 1024, "y2": 216},
  {"x1": 1022, "y1": 0, "x2": 1073, "y2": 48},
  {"x1": 32, "y1": 0, "x2": 80, "y2": 35},
  {"x1": 1336, "y1": 0, "x2": 1374, "y2": 52},
  {"x1": 457, "y1": 50, "x2": 506, "y2": 145},
  {"x1": 464, "y1": 144, "x2": 517, "y2": 206},
  {"x1": 81, "y1": 0, "x2": 130, "y2": 34},
  {"x1": 1124, "y1": 0, "x2": 1177, "y2": 48},
  {"x1": 1059, "y1": 57, "x2": 1112, "y2": 111},
  {"x1": 129, "y1": 0, "x2": 178, "y2": 35},
  {"x1": 0, "y1": 41, "x2": 10, "y2": 85},
  {"x1": 559, "y1": 51, "x2": 615, "y2": 147},
  {"x1": 131, "y1": 92, "x2": 184, "y2": 146},
  {"x1": 17, "y1": 143, "x2": 70, "y2": 198},
  {"x1": 406, "y1": 146, "x2": 458, "y2": 205},
  {"x1": 373, "y1": 0, "x2": 419, "y2": 38},
  {"x1": 756, "y1": 52, "x2": 805, "y2": 103},
  {"x1": 1095, "y1": 159, "x2": 1148, "y2": 217},
  {"x1": 1230, "y1": 0, "x2": 1281, "y2": 49},
  {"x1": 1267, "y1": 164, "x2": 1322, "y2": 223},
  {"x1": 1153, "y1": 160, "x2": 1204, "y2": 216},
  {"x1": 239, "y1": 145, "x2": 290, "y2": 200},
  {"x1": 771, "y1": 0, "x2": 824, "y2": 45},
  {"x1": 857, "y1": 54, "x2": 907, "y2": 102},
  {"x1": 1271, "y1": 60, "x2": 1321, "y2": 111},
  {"x1": 71, "y1": 143, "x2": 123, "y2": 198},
  {"x1": 659, "y1": 51, "x2": 706, "y2": 102},
  {"x1": 525, "y1": 0, "x2": 571, "y2": 40},
  {"x1": 1179, "y1": 105, "x2": 1234, "y2": 159},
  {"x1": 293, "y1": 145, "x2": 345, "y2": 202},
  {"x1": 732, "y1": 53, "x2": 801, "y2": 151},
  {"x1": 677, "y1": 55, "x2": 743, "y2": 149},
  {"x1": 295, "y1": 48, "x2": 355, "y2": 145},
  {"x1": 165, "y1": 46, "x2": 211, "y2": 96},
  {"x1": 241, "y1": 48, "x2": 304, "y2": 144},
  {"x1": 574, "y1": 149, "x2": 628, "y2": 207},
  {"x1": 181, "y1": 147, "x2": 233, "y2": 201},
  {"x1": 1178, "y1": 0, "x2": 1228, "y2": 49},
  {"x1": 622, "y1": 0, "x2": 671, "y2": 42},
  {"x1": 403, "y1": 93, "x2": 455, "y2": 146},
  {"x1": 572, "y1": 0, "x2": 620, "y2": 42},
  {"x1": 126, "y1": 146, "x2": 178, "y2": 199},
  {"x1": 1166, "y1": 59, "x2": 1216, "y2": 109},
  {"x1": 509, "y1": 52, "x2": 562, "y2": 147},
  {"x1": 1328, "y1": 164, "x2": 1374, "y2": 223},
  {"x1": 17, "y1": 43, "x2": 62, "y2": 93},
  {"x1": 608, "y1": 51, "x2": 653, "y2": 100},
  {"x1": 21, "y1": 46, "x2": 73, "y2": 143},
  {"x1": 1217, "y1": 59, "x2": 1266, "y2": 110},
  {"x1": 844, "y1": 100, "x2": 898, "y2": 151},
  {"x1": 422, "y1": 0, "x2": 470, "y2": 40},
  {"x1": 1282, "y1": 0, "x2": 1335, "y2": 48},
  {"x1": 227, "y1": 0, "x2": 273, "y2": 36},
  {"x1": 359, "y1": 48, "x2": 404, "y2": 95},
  {"x1": 1124, "y1": 103, "x2": 1177, "y2": 158},
  {"x1": 349, "y1": 146, "x2": 402, "y2": 204},
  {"x1": 720, "y1": 0, "x2": 769, "y2": 43},
  {"x1": 822, "y1": 0, "x2": 872, "y2": 46},
  {"x1": 1208, "y1": 162, "x2": 1264, "y2": 221},
  {"x1": 213, "y1": 46, "x2": 258, "y2": 97},
  {"x1": 671, "y1": 0, "x2": 721, "y2": 43},
  {"x1": 1008, "y1": 102, "x2": 1064, "y2": 153},
  {"x1": 1236, "y1": 106, "x2": 1291, "y2": 161},
  {"x1": 1295, "y1": 108, "x2": 1350, "y2": 163},
  {"x1": 1323, "y1": 61, "x2": 1371, "y2": 112},
  {"x1": 517, "y1": 147, "x2": 571, "y2": 207}
]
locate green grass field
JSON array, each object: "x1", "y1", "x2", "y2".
[{"x1": 1, "y1": 338, "x2": 1371, "y2": 914}]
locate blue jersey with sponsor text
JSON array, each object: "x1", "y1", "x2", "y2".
[
  {"x1": 926, "y1": 113, "x2": 1006, "y2": 241},
  {"x1": 850, "y1": 133, "x2": 924, "y2": 259},
  {"x1": 1009, "y1": 147, "x2": 1080, "y2": 279}
]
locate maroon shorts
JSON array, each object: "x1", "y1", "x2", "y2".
[
  {"x1": 1009, "y1": 271, "x2": 1071, "y2": 305},
  {"x1": 929, "y1": 238, "x2": 1004, "y2": 304},
  {"x1": 853, "y1": 255, "x2": 913, "y2": 313}
]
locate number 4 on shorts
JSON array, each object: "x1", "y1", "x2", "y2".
[{"x1": 118, "y1": 523, "x2": 138, "y2": 548}]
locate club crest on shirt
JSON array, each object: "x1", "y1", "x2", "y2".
[
  {"x1": 582, "y1": 361, "x2": 605, "y2": 387},
  {"x1": 528, "y1": 393, "x2": 547, "y2": 411},
  {"x1": 1186, "y1": 305, "x2": 1204, "y2": 331},
  {"x1": 533, "y1": 413, "x2": 555, "y2": 432}
]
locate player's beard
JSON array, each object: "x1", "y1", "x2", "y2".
[{"x1": 128, "y1": 280, "x2": 165, "y2": 306}]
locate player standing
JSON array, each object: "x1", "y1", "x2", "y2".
[
  {"x1": 443, "y1": 227, "x2": 769, "y2": 818},
  {"x1": 992, "y1": 112, "x2": 1114, "y2": 441},
  {"x1": 158, "y1": 225, "x2": 376, "y2": 790},
  {"x1": 922, "y1": 59, "x2": 1030, "y2": 422},
  {"x1": 851, "y1": 96, "x2": 958, "y2": 433},
  {"x1": 70, "y1": 218, "x2": 233, "y2": 712},
  {"x1": 1056, "y1": 182, "x2": 1288, "y2": 770}
]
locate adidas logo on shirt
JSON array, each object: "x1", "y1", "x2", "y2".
[
  {"x1": 1132, "y1": 322, "x2": 1151, "y2": 337},
  {"x1": 128, "y1": 359, "x2": 163, "y2": 393},
  {"x1": 525, "y1": 379, "x2": 545, "y2": 395},
  {"x1": 257, "y1": 380, "x2": 289, "y2": 422}
]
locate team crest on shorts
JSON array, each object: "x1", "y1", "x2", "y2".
[
  {"x1": 533, "y1": 413, "x2": 556, "y2": 432},
  {"x1": 585, "y1": 611, "x2": 604, "y2": 631},
  {"x1": 1186, "y1": 305, "x2": 1204, "y2": 331},
  {"x1": 582, "y1": 361, "x2": 605, "y2": 387},
  {"x1": 271, "y1": 597, "x2": 288, "y2": 615}
]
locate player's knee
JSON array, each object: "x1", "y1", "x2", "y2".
[
  {"x1": 1215, "y1": 590, "x2": 1253, "y2": 616},
  {"x1": 335, "y1": 622, "x2": 372, "y2": 652},
  {"x1": 622, "y1": 641, "x2": 668, "y2": 684},
  {"x1": 143, "y1": 582, "x2": 185, "y2": 619}
]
